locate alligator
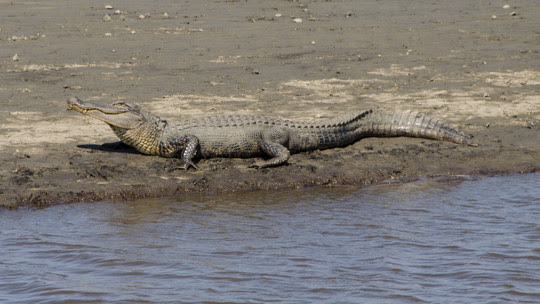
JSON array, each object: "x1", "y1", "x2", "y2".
[{"x1": 67, "y1": 96, "x2": 476, "y2": 170}]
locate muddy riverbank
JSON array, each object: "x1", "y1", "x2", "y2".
[{"x1": 1, "y1": 0, "x2": 538, "y2": 208}]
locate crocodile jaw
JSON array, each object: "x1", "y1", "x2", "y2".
[{"x1": 67, "y1": 97, "x2": 144, "y2": 129}]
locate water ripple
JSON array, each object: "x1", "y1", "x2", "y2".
[{"x1": 0, "y1": 173, "x2": 538, "y2": 303}]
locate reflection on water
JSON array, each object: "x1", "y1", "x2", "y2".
[{"x1": 1, "y1": 174, "x2": 539, "y2": 303}]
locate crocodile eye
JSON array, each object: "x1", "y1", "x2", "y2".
[
  {"x1": 128, "y1": 103, "x2": 141, "y2": 111},
  {"x1": 112, "y1": 101, "x2": 140, "y2": 112},
  {"x1": 112, "y1": 101, "x2": 128, "y2": 107}
]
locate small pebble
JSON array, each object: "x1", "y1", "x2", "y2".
[
  {"x1": 105, "y1": 5, "x2": 114, "y2": 10},
  {"x1": 130, "y1": 30, "x2": 136, "y2": 34},
  {"x1": 12, "y1": 53, "x2": 19, "y2": 61},
  {"x1": 114, "y1": 10, "x2": 122, "y2": 15},
  {"x1": 163, "y1": 12, "x2": 169, "y2": 18},
  {"x1": 138, "y1": 14, "x2": 145, "y2": 19},
  {"x1": 293, "y1": 18, "x2": 302, "y2": 23},
  {"x1": 509, "y1": 11, "x2": 517, "y2": 16},
  {"x1": 483, "y1": 93, "x2": 490, "y2": 98},
  {"x1": 275, "y1": 13, "x2": 282, "y2": 18},
  {"x1": 104, "y1": 32, "x2": 112, "y2": 37},
  {"x1": 103, "y1": 14, "x2": 111, "y2": 22},
  {"x1": 491, "y1": 15, "x2": 497, "y2": 20},
  {"x1": 502, "y1": 4, "x2": 510, "y2": 9},
  {"x1": 311, "y1": 41, "x2": 316, "y2": 45}
]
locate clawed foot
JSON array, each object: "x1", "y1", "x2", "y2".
[
  {"x1": 249, "y1": 160, "x2": 288, "y2": 169},
  {"x1": 183, "y1": 161, "x2": 199, "y2": 171},
  {"x1": 249, "y1": 162, "x2": 264, "y2": 169},
  {"x1": 169, "y1": 161, "x2": 199, "y2": 171}
]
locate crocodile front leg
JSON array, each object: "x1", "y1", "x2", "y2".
[
  {"x1": 166, "y1": 135, "x2": 200, "y2": 170},
  {"x1": 250, "y1": 127, "x2": 291, "y2": 169}
]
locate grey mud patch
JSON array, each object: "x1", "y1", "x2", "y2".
[{"x1": 0, "y1": 0, "x2": 538, "y2": 208}]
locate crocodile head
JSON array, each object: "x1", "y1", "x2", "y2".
[
  {"x1": 67, "y1": 96, "x2": 146, "y2": 129},
  {"x1": 67, "y1": 97, "x2": 167, "y2": 155}
]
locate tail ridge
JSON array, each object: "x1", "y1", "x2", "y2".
[{"x1": 365, "y1": 109, "x2": 477, "y2": 146}]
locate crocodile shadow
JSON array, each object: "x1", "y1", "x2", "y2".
[{"x1": 77, "y1": 142, "x2": 140, "y2": 155}]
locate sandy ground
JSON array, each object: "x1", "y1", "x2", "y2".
[{"x1": 1, "y1": 0, "x2": 538, "y2": 208}]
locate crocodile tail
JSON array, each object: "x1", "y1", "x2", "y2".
[{"x1": 365, "y1": 109, "x2": 477, "y2": 146}]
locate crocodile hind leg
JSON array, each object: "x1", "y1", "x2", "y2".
[{"x1": 250, "y1": 127, "x2": 291, "y2": 168}]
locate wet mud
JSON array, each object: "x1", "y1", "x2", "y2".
[{"x1": 1, "y1": 0, "x2": 538, "y2": 208}]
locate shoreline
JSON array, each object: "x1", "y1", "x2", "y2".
[{"x1": 1, "y1": 0, "x2": 538, "y2": 208}]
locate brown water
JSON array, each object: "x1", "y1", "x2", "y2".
[{"x1": 1, "y1": 174, "x2": 539, "y2": 303}]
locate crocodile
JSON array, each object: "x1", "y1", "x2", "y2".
[{"x1": 67, "y1": 96, "x2": 476, "y2": 170}]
